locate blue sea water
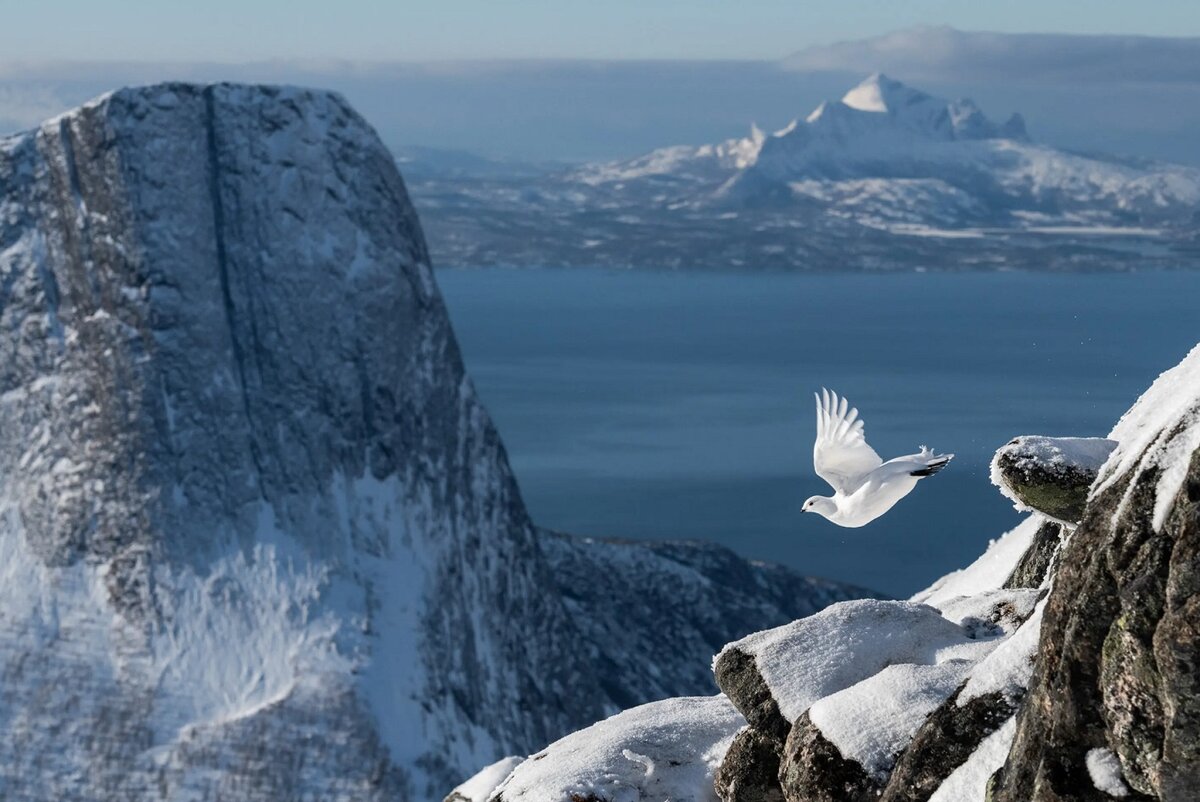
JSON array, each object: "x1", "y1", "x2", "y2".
[{"x1": 436, "y1": 268, "x2": 1200, "y2": 597}]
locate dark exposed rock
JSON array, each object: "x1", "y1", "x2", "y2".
[
  {"x1": 1003, "y1": 520, "x2": 1065, "y2": 589},
  {"x1": 878, "y1": 687, "x2": 1014, "y2": 802},
  {"x1": 779, "y1": 712, "x2": 879, "y2": 802},
  {"x1": 993, "y1": 391, "x2": 1200, "y2": 799},
  {"x1": 715, "y1": 727, "x2": 785, "y2": 802},
  {"x1": 713, "y1": 648, "x2": 791, "y2": 744},
  {"x1": 991, "y1": 436, "x2": 1116, "y2": 524}
]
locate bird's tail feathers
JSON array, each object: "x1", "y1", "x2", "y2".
[{"x1": 911, "y1": 447, "x2": 954, "y2": 477}]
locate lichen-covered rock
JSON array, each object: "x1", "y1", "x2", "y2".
[
  {"x1": 993, "y1": 344, "x2": 1200, "y2": 801},
  {"x1": 779, "y1": 712, "x2": 879, "y2": 802},
  {"x1": 714, "y1": 728, "x2": 784, "y2": 802},
  {"x1": 991, "y1": 436, "x2": 1116, "y2": 524}
]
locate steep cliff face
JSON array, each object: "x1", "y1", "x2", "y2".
[
  {"x1": 0, "y1": 80, "x2": 597, "y2": 801},
  {"x1": 0, "y1": 83, "x2": 867, "y2": 802}
]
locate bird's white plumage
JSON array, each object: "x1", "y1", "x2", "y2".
[
  {"x1": 806, "y1": 389, "x2": 953, "y2": 528},
  {"x1": 814, "y1": 388, "x2": 883, "y2": 494}
]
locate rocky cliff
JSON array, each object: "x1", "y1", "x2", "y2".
[
  {"x1": 472, "y1": 343, "x2": 1200, "y2": 802},
  {"x1": 0, "y1": 83, "x2": 868, "y2": 801}
]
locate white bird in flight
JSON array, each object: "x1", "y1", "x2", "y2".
[{"x1": 803, "y1": 389, "x2": 953, "y2": 528}]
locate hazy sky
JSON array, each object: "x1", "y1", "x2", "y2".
[{"x1": 4, "y1": 0, "x2": 1200, "y2": 61}]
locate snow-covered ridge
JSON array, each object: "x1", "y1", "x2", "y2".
[
  {"x1": 1094, "y1": 342, "x2": 1200, "y2": 531},
  {"x1": 407, "y1": 74, "x2": 1200, "y2": 271}
]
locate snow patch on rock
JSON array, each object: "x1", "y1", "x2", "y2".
[
  {"x1": 492, "y1": 696, "x2": 743, "y2": 802},
  {"x1": 1085, "y1": 747, "x2": 1131, "y2": 798},
  {"x1": 1096, "y1": 342, "x2": 1200, "y2": 531},
  {"x1": 717, "y1": 599, "x2": 990, "y2": 724},
  {"x1": 808, "y1": 660, "x2": 974, "y2": 780}
]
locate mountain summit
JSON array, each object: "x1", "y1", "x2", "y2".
[{"x1": 824, "y1": 72, "x2": 1026, "y2": 142}]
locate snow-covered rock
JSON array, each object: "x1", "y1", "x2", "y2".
[
  {"x1": 490, "y1": 696, "x2": 744, "y2": 802},
  {"x1": 709, "y1": 509, "x2": 1058, "y2": 802},
  {"x1": 716, "y1": 600, "x2": 992, "y2": 727},
  {"x1": 0, "y1": 83, "x2": 868, "y2": 802},
  {"x1": 925, "y1": 716, "x2": 1017, "y2": 802},
  {"x1": 991, "y1": 435, "x2": 1117, "y2": 523},
  {"x1": 447, "y1": 757, "x2": 526, "y2": 802},
  {"x1": 712, "y1": 575, "x2": 1039, "y2": 802}
]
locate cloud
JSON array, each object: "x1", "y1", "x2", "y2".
[{"x1": 782, "y1": 26, "x2": 1200, "y2": 85}]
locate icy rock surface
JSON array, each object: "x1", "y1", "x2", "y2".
[
  {"x1": 990, "y1": 436, "x2": 1116, "y2": 523},
  {"x1": 491, "y1": 696, "x2": 744, "y2": 802},
  {"x1": 0, "y1": 83, "x2": 865, "y2": 802}
]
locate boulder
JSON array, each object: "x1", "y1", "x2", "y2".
[
  {"x1": 712, "y1": 647, "x2": 791, "y2": 744},
  {"x1": 779, "y1": 712, "x2": 878, "y2": 802},
  {"x1": 714, "y1": 728, "x2": 784, "y2": 802},
  {"x1": 991, "y1": 436, "x2": 1116, "y2": 524}
]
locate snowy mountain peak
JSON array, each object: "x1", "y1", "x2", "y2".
[
  {"x1": 840, "y1": 72, "x2": 910, "y2": 113},
  {"x1": 802, "y1": 73, "x2": 1020, "y2": 143}
]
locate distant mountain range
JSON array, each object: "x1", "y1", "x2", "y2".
[{"x1": 402, "y1": 74, "x2": 1200, "y2": 271}]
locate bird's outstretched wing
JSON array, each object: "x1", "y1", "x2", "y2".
[{"x1": 813, "y1": 388, "x2": 883, "y2": 494}]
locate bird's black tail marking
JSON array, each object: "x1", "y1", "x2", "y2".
[{"x1": 911, "y1": 458, "x2": 951, "y2": 477}]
